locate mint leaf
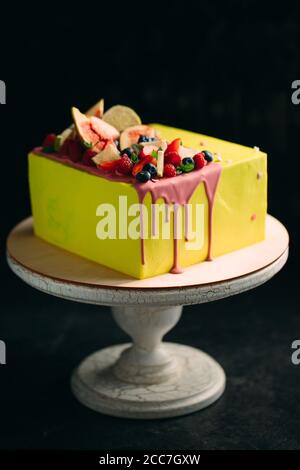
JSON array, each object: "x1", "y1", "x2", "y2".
[{"x1": 131, "y1": 153, "x2": 139, "y2": 163}]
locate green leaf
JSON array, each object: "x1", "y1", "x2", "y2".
[
  {"x1": 151, "y1": 150, "x2": 158, "y2": 159},
  {"x1": 131, "y1": 153, "x2": 139, "y2": 163}
]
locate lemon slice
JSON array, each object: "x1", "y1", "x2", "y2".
[{"x1": 103, "y1": 105, "x2": 141, "y2": 132}]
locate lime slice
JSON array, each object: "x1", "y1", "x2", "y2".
[{"x1": 103, "y1": 105, "x2": 141, "y2": 132}]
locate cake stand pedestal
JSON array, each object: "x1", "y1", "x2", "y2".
[{"x1": 6, "y1": 215, "x2": 289, "y2": 419}]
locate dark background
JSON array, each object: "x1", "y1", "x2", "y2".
[{"x1": 0, "y1": 1, "x2": 300, "y2": 450}]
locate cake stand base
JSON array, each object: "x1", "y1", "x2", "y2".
[
  {"x1": 6, "y1": 216, "x2": 289, "y2": 420},
  {"x1": 71, "y1": 343, "x2": 225, "y2": 419}
]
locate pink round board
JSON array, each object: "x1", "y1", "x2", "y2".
[{"x1": 7, "y1": 215, "x2": 288, "y2": 289}]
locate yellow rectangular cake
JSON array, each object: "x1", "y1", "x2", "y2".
[{"x1": 29, "y1": 117, "x2": 267, "y2": 279}]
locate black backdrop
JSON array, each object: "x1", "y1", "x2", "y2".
[{"x1": 0, "y1": 1, "x2": 300, "y2": 451}]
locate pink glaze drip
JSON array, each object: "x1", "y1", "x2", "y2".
[
  {"x1": 33, "y1": 149, "x2": 222, "y2": 273},
  {"x1": 184, "y1": 204, "x2": 189, "y2": 241},
  {"x1": 171, "y1": 204, "x2": 183, "y2": 274},
  {"x1": 135, "y1": 162, "x2": 222, "y2": 271}
]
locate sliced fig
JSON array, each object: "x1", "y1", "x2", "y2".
[
  {"x1": 90, "y1": 116, "x2": 119, "y2": 141},
  {"x1": 103, "y1": 105, "x2": 141, "y2": 132},
  {"x1": 72, "y1": 107, "x2": 100, "y2": 149},
  {"x1": 120, "y1": 125, "x2": 157, "y2": 150},
  {"x1": 86, "y1": 98, "x2": 104, "y2": 118}
]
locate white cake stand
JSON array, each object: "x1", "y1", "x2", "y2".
[{"x1": 6, "y1": 215, "x2": 288, "y2": 419}]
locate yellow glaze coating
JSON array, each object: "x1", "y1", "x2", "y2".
[{"x1": 29, "y1": 124, "x2": 267, "y2": 279}]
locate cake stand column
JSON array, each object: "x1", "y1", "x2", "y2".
[
  {"x1": 71, "y1": 304, "x2": 226, "y2": 419},
  {"x1": 112, "y1": 305, "x2": 183, "y2": 384}
]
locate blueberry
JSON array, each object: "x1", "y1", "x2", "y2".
[
  {"x1": 182, "y1": 157, "x2": 194, "y2": 165},
  {"x1": 143, "y1": 163, "x2": 157, "y2": 178},
  {"x1": 138, "y1": 135, "x2": 152, "y2": 143},
  {"x1": 181, "y1": 157, "x2": 195, "y2": 173},
  {"x1": 136, "y1": 170, "x2": 151, "y2": 182},
  {"x1": 114, "y1": 139, "x2": 120, "y2": 150},
  {"x1": 202, "y1": 150, "x2": 213, "y2": 162},
  {"x1": 121, "y1": 147, "x2": 133, "y2": 157}
]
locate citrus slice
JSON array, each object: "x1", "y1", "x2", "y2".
[{"x1": 103, "y1": 105, "x2": 141, "y2": 132}]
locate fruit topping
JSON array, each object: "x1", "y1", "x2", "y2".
[
  {"x1": 121, "y1": 147, "x2": 133, "y2": 158},
  {"x1": 98, "y1": 160, "x2": 120, "y2": 171},
  {"x1": 92, "y1": 142, "x2": 120, "y2": 166},
  {"x1": 193, "y1": 152, "x2": 207, "y2": 169},
  {"x1": 86, "y1": 98, "x2": 104, "y2": 118},
  {"x1": 143, "y1": 163, "x2": 157, "y2": 178},
  {"x1": 58, "y1": 138, "x2": 71, "y2": 157},
  {"x1": 138, "y1": 135, "x2": 156, "y2": 143},
  {"x1": 68, "y1": 140, "x2": 83, "y2": 162},
  {"x1": 139, "y1": 144, "x2": 159, "y2": 159},
  {"x1": 120, "y1": 125, "x2": 157, "y2": 150},
  {"x1": 90, "y1": 116, "x2": 119, "y2": 141},
  {"x1": 72, "y1": 107, "x2": 119, "y2": 152},
  {"x1": 202, "y1": 150, "x2": 214, "y2": 162},
  {"x1": 132, "y1": 155, "x2": 156, "y2": 177},
  {"x1": 103, "y1": 105, "x2": 141, "y2": 132},
  {"x1": 40, "y1": 100, "x2": 217, "y2": 184},
  {"x1": 72, "y1": 107, "x2": 102, "y2": 150},
  {"x1": 43, "y1": 133, "x2": 56, "y2": 148},
  {"x1": 163, "y1": 163, "x2": 177, "y2": 177},
  {"x1": 136, "y1": 170, "x2": 151, "y2": 182},
  {"x1": 181, "y1": 157, "x2": 195, "y2": 172},
  {"x1": 164, "y1": 151, "x2": 181, "y2": 167},
  {"x1": 165, "y1": 138, "x2": 181, "y2": 154},
  {"x1": 82, "y1": 149, "x2": 97, "y2": 166},
  {"x1": 156, "y1": 141, "x2": 167, "y2": 177},
  {"x1": 116, "y1": 156, "x2": 133, "y2": 175},
  {"x1": 42, "y1": 133, "x2": 56, "y2": 152},
  {"x1": 54, "y1": 127, "x2": 73, "y2": 152}
]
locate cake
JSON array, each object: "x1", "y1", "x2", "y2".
[{"x1": 28, "y1": 100, "x2": 267, "y2": 279}]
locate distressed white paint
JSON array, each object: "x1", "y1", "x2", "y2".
[{"x1": 6, "y1": 218, "x2": 289, "y2": 419}]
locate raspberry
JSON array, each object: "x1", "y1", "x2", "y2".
[
  {"x1": 193, "y1": 152, "x2": 207, "y2": 169},
  {"x1": 163, "y1": 163, "x2": 177, "y2": 177},
  {"x1": 42, "y1": 133, "x2": 56, "y2": 148},
  {"x1": 164, "y1": 151, "x2": 181, "y2": 167},
  {"x1": 58, "y1": 138, "x2": 71, "y2": 157},
  {"x1": 117, "y1": 156, "x2": 133, "y2": 175},
  {"x1": 82, "y1": 149, "x2": 97, "y2": 166},
  {"x1": 68, "y1": 140, "x2": 83, "y2": 162}
]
